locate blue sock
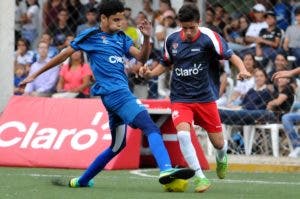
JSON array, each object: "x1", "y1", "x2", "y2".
[
  {"x1": 147, "y1": 132, "x2": 172, "y2": 171},
  {"x1": 78, "y1": 147, "x2": 115, "y2": 185}
]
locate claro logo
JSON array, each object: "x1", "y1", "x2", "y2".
[
  {"x1": 109, "y1": 55, "x2": 123, "y2": 64},
  {"x1": 175, "y1": 63, "x2": 203, "y2": 77},
  {"x1": 0, "y1": 112, "x2": 109, "y2": 151}
]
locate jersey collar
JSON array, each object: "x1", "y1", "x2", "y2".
[{"x1": 180, "y1": 29, "x2": 201, "y2": 42}]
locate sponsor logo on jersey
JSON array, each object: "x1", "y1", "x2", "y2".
[
  {"x1": 109, "y1": 55, "x2": 124, "y2": 64},
  {"x1": 175, "y1": 63, "x2": 203, "y2": 77},
  {"x1": 102, "y1": 36, "x2": 108, "y2": 44}
]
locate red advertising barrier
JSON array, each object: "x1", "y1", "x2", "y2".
[{"x1": 0, "y1": 96, "x2": 209, "y2": 170}]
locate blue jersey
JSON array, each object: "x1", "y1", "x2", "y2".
[
  {"x1": 70, "y1": 27, "x2": 133, "y2": 96},
  {"x1": 161, "y1": 27, "x2": 233, "y2": 103}
]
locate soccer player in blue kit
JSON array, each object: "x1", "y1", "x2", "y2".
[
  {"x1": 140, "y1": 4, "x2": 251, "y2": 192},
  {"x1": 19, "y1": 0, "x2": 194, "y2": 189}
]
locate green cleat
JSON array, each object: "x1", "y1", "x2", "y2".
[
  {"x1": 216, "y1": 154, "x2": 228, "y2": 179},
  {"x1": 159, "y1": 168, "x2": 195, "y2": 184},
  {"x1": 69, "y1": 177, "x2": 94, "y2": 188},
  {"x1": 194, "y1": 177, "x2": 211, "y2": 193}
]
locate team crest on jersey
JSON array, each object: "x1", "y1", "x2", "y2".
[
  {"x1": 172, "y1": 42, "x2": 178, "y2": 54},
  {"x1": 101, "y1": 36, "x2": 108, "y2": 44}
]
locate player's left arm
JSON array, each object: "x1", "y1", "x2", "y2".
[
  {"x1": 229, "y1": 54, "x2": 251, "y2": 80},
  {"x1": 129, "y1": 19, "x2": 152, "y2": 64}
]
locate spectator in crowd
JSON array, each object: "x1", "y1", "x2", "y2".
[
  {"x1": 142, "y1": 0, "x2": 154, "y2": 21},
  {"x1": 14, "y1": 38, "x2": 34, "y2": 74},
  {"x1": 155, "y1": 9, "x2": 178, "y2": 52},
  {"x1": 227, "y1": 53, "x2": 256, "y2": 107},
  {"x1": 158, "y1": 0, "x2": 173, "y2": 14},
  {"x1": 268, "y1": 52, "x2": 290, "y2": 81},
  {"x1": 255, "y1": 10, "x2": 282, "y2": 66},
  {"x1": 226, "y1": 15, "x2": 250, "y2": 53},
  {"x1": 49, "y1": 9, "x2": 73, "y2": 50},
  {"x1": 220, "y1": 68, "x2": 274, "y2": 125},
  {"x1": 223, "y1": 15, "x2": 242, "y2": 45},
  {"x1": 283, "y1": 6, "x2": 300, "y2": 67},
  {"x1": 274, "y1": 0, "x2": 292, "y2": 30},
  {"x1": 14, "y1": 64, "x2": 27, "y2": 95},
  {"x1": 221, "y1": 67, "x2": 294, "y2": 125},
  {"x1": 65, "y1": 0, "x2": 85, "y2": 32},
  {"x1": 43, "y1": 0, "x2": 65, "y2": 33},
  {"x1": 52, "y1": 50, "x2": 92, "y2": 98},
  {"x1": 239, "y1": 4, "x2": 268, "y2": 57},
  {"x1": 15, "y1": 0, "x2": 26, "y2": 49},
  {"x1": 124, "y1": 7, "x2": 136, "y2": 26},
  {"x1": 39, "y1": 32, "x2": 59, "y2": 58},
  {"x1": 20, "y1": 0, "x2": 40, "y2": 47},
  {"x1": 24, "y1": 41, "x2": 59, "y2": 97},
  {"x1": 212, "y1": 3, "x2": 226, "y2": 36},
  {"x1": 82, "y1": 0, "x2": 99, "y2": 15},
  {"x1": 76, "y1": 8, "x2": 98, "y2": 35},
  {"x1": 205, "y1": 7, "x2": 222, "y2": 34},
  {"x1": 272, "y1": 66, "x2": 300, "y2": 158}
]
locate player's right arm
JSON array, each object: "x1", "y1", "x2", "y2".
[
  {"x1": 19, "y1": 46, "x2": 75, "y2": 86},
  {"x1": 139, "y1": 63, "x2": 166, "y2": 79}
]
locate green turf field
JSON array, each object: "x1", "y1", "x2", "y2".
[{"x1": 0, "y1": 167, "x2": 299, "y2": 199}]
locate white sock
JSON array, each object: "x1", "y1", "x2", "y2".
[
  {"x1": 177, "y1": 131, "x2": 205, "y2": 178},
  {"x1": 216, "y1": 140, "x2": 228, "y2": 161}
]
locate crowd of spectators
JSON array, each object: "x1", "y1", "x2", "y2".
[{"x1": 13, "y1": 0, "x2": 300, "y2": 157}]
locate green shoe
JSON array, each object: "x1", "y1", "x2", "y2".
[
  {"x1": 216, "y1": 154, "x2": 228, "y2": 179},
  {"x1": 69, "y1": 177, "x2": 94, "y2": 188},
  {"x1": 194, "y1": 177, "x2": 211, "y2": 192},
  {"x1": 159, "y1": 168, "x2": 195, "y2": 184}
]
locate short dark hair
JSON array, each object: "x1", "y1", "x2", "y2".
[
  {"x1": 98, "y1": 0, "x2": 124, "y2": 18},
  {"x1": 178, "y1": 4, "x2": 200, "y2": 22}
]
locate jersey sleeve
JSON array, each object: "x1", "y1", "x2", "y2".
[
  {"x1": 70, "y1": 28, "x2": 99, "y2": 52},
  {"x1": 201, "y1": 27, "x2": 233, "y2": 60}
]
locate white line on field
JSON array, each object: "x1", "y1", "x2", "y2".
[{"x1": 129, "y1": 169, "x2": 300, "y2": 186}]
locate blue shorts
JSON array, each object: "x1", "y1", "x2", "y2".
[{"x1": 100, "y1": 89, "x2": 146, "y2": 127}]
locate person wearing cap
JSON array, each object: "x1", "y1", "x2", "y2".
[
  {"x1": 245, "y1": 4, "x2": 268, "y2": 46},
  {"x1": 255, "y1": 10, "x2": 282, "y2": 66}
]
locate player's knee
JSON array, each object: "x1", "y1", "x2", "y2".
[
  {"x1": 177, "y1": 131, "x2": 191, "y2": 145},
  {"x1": 131, "y1": 110, "x2": 160, "y2": 136},
  {"x1": 212, "y1": 139, "x2": 224, "y2": 150}
]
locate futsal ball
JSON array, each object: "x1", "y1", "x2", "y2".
[{"x1": 162, "y1": 179, "x2": 188, "y2": 192}]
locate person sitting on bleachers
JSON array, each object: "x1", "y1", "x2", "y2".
[
  {"x1": 52, "y1": 50, "x2": 92, "y2": 98},
  {"x1": 227, "y1": 53, "x2": 257, "y2": 106},
  {"x1": 14, "y1": 38, "x2": 34, "y2": 74},
  {"x1": 220, "y1": 67, "x2": 294, "y2": 125},
  {"x1": 255, "y1": 10, "x2": 282, "y2": 66},
  {"x1": 24, "y1": 41, "x2": 59, "y2": 97}
]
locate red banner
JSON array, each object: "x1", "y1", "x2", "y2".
[
  {"x1": 0, "y1": 96, "x2": 208, "y2": 170},
  {"x1": 0, "y1": 96, "x2": 140, "y2": 169}
]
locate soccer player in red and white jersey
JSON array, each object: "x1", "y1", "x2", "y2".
[{"x1": 140, "y1": 4, "x2": 251, "y2": 193}]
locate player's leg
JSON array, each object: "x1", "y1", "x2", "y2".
[
  {"x1": 70, "y1": 113, "x2": 126, "y2": 187},
  {"x1": 130, "y1": 110, "x2": 195, "y2": 184},
  {"x1": 196, "y1": 102, "x2": 228, "y2": 179},
  {"x1": 172, "y1": 103, "x2": 211, "y2": 192}
]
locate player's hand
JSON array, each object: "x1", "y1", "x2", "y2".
[
  {"x1": 272, "y1": 70, "x2": 293, "y2": 81},
  {"x1": 137, "y1": 19, "x2": 152, "y2": 38},
  {"x1": 237, "y1": 70, "x2": 251, "y2": 81},
  {"x1": 19, "y1": 75, "x2": 35, "y2": 88},
  {"x1": 139, "y1": 65, "x2": 152, "y2": 79}
]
